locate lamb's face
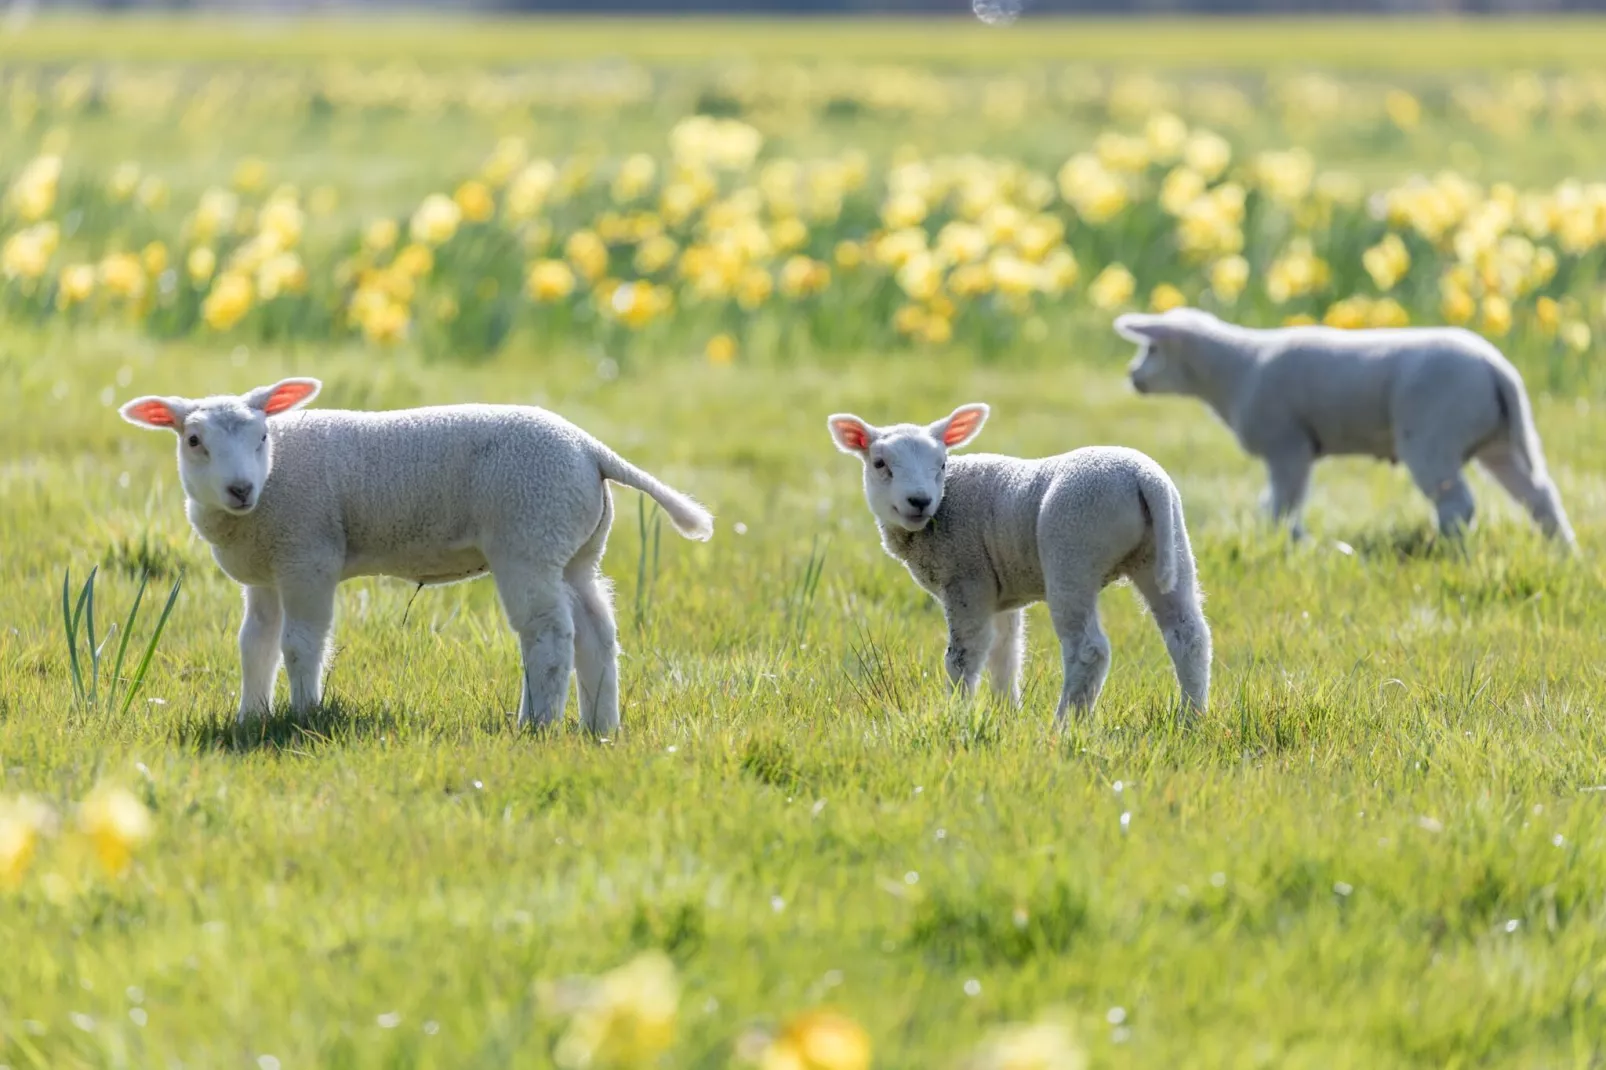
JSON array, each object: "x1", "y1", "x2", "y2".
[
  {"x1": 827, "y1": 403, "x2": 989, "y2": 534},
  {"x1": 120, "y1": 377, "x2": 321, "y2": 517},
  {"x1": 864, "y1": 427, "x2": 948, "y2": 532},
  {"x1": 177, "y1": 402, "x2": 273, "y2": 515},
  {"x1": 1126, "y1": 340, "x2": 1190, "y2": 395}
]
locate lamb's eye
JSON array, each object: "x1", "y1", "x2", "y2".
[
  {"x1": 872, "y1": 458, "x2": 886, "y2": 471},
  {"x1": 186, "y1": 434, "x2": 200, "y2": 448}
]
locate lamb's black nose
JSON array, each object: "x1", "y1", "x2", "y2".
[
  {"x1": 227, "y1": 481, "x2": 254, "y2": 505},
  {"x1": 907, "y1": 494, "x2": 932, "y2": 512}
]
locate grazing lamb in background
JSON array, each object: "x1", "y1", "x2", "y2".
[
  {"x1": 1116, "y1": 307, "x2": 1575, "y2": 547},
  {"x1": 829, "y1": 403, "x2": 1210, "y2": 722},
  {"x1": 120, "y1": 378, "x2": 713, "y2": 732}
]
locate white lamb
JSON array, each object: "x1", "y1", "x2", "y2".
[
  {"x1": 1116, "y1": 307, "x2": 1575, "y2": 547},
  {"x1": 119, "y1": 378, "x2": 713, "y2": 732},
  {"x1": 829, "y1": 403, "x2": 1210, "y2": 722}
]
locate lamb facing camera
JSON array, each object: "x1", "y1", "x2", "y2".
[
  {"x1": 120, "y1": 378, "x2": 714, "y2": 732},
  {"x1": 1116, "y1": 307, "x2": 1575, "y2": 547},
  {"x1": 829, "y1": 403, "x2": 1210, "y2": 722}
]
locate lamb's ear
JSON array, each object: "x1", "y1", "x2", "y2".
[
  {"x1": 828, "y1": 414, "x2": 879, "y2": 455},
  {"x1": 932, "y1": 403, "x2": 989, "y2": 449},
  {"x1": 119, "y1": 396, "x2": 191, "y2": 432},
  {"x1": 245, "y1": 378, "x2": 321, "y2": 416},
  {"x1": 1114, "y1": 313, "x2": 1162, "y2": 344}
]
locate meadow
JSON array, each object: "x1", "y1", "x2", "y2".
[{"x1": 4, "y1": 16, "x2": 1606, "y2": 1068}]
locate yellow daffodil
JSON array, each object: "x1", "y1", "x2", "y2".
[
  {"x1": 706, "y1": 333, "x2": 738, "y2": 365},
  {"x1": 552, "y1": 951, "x2": 680, "y2": 1070},
  {"x1": 410, "y1": 193, "x2": 462, "y2": 246},
  {"x1": 1089, "y1": 264, "x2": 1136, "y2": 310},
  {"x1": 202, "y1": 272, "x2": 254, "y2": 331},
  {"x1": 1, "y1": 796, "x2": 56, "y2": 888},
  {"x1": 757, "y1": 1011, "x2": 871, "y2": 1070},
  {"x1": 77, "y1": 785, "x2": 152, "y2": 878}
]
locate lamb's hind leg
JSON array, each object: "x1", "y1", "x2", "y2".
[
  {"x1": 491, "y1": 558, "x2": 576, "y2": 730},
  {"x1": 567, "y1": 488, "x2": 619, "y2": 736},
  {"x1": 985, "y1": 609, "x2": 1025, "y2": 708},
  {"x1": 1476, "y1": 442, "x2": 1576, "y2": 547},
  {"x1": 1401, "y1": 442, "x2": 1476, "y2": 539},
  {"x1": 1048, "y1": 585, "x2": 1110, "y2": 727},
  {"x1": 1131, "y1": 569, "x2": 1211, "y2": 716}
]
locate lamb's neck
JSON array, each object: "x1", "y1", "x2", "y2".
[
  {"x1": 186, "y1": 498, "x2": 251, "y2": 546},
  {"x1": 877, "y1": 519, "x2": 921, "y2": 563},
  {"x1": 1187, "y1": 330, "x2": 1257, "y2": 424}
]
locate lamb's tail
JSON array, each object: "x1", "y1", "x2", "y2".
[
  {"x1": 1490, "y1": 358, "x2": 1547, "y2": 481},
  {"x1": 596, "y1": 450, "x2": 714, "y2": 541},
  {"x1": 1136, "y1": 466, "x2": 1182, "y2": 595}
]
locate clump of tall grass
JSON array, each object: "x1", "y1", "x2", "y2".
[{"x1": 60, "y1": 565, "x2": 184, "y2": 717}]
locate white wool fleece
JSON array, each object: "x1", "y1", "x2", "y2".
[
  {"x1": 830, "y1": 403, "x2": 1210, "y2": 723},
  {"x1": 121, "y1": 379, "x2": 713, "y2": 732},
  {"x1": 1117, "y1": 307, "x2": 1575, "y2": 547}
]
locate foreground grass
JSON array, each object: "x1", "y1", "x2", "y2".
[{"x1": 3, "y1": 323, "x2": 1605, "y2": 1067}]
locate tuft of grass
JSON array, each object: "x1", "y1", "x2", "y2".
[{"x1": 60, "y1": 564, "x2": 184, "y2": 718}]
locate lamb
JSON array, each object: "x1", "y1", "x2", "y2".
[
  {"x1": 119, "y1": 378, "x2": 713, "y2": 732},
  {"x1": 828, "y1": 403, "x2": 1210, "y2": 722},
  {"x1": 1116, "y1": 307, "x2": 1575, "y2": 547}
]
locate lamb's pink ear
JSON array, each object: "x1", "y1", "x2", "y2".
[
  {"x1": 119, "y1": 396, "x2": 188, "y2": 432},
  {"x1": 934, "y1": 403, "x2": 988, "y2": 449},
  {"x1": 246, "y1": 378, "x2": 321, "y2": 416},
  {"x1": 828, "y1": 413, "x2": 878, "y2": 455}
]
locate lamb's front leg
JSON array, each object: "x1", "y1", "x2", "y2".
[
  {"x1": 941, "y1": 586, "x2": 995, "y2": 699},
  {"x1": 277, "y1": 571, "x2": 338, "y2": 714},
  {"x1": 237, "y1": 584, "x2": 283, "y2": 721},
  {"x1": 1262, "y1": 442, "x2": 1314, "y2": 540}
]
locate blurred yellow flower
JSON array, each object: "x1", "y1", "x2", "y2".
[
  {"x1": 1385, "y1": 89, "x2": 1422, "y2": 131},
  {"x1": 1254, "y1": 148, "x2": 1316, "y2": 207},
  {"x1": 3, "y1": 222, "x2": 60, "y2": 280},
  {"x1": 360, "y1": 300, "x2": 410, "y2": 346},
  {"x1": 737, "y1": 266, "x2": 774, "y2": 310},
  {"x1": 141, "y1": 241, "x2": 169, "y2": 277},
  {"x1": 191, "y1": 188, "x2": 239, "y2": 244},
  {"x1": 108, "y1": 161, "x2": 141, "y2": 203},
  {"x1": 771, "y1": 216, "x2": 809, "y2": 254},
  {"x1": 612, "y1": 153, "x2": 657, "y2": 203},
  {"x1": 1362, "y1": 233, "x2": 1410, "y2": 291},
  {"x1": 634, "y1": 234, "x2": 679, "y2": 276},
  {"x1": 57, "y1": 263, "x2": 96, "y2": 308},
  {"x1": 706, "y1": 333, "x2": 738, "y2": 365},
  {"x1": 1159, "y1": 167, "x2": 1207, "y2": 216},
  {"x1": 757, "y1": 1011, "x2": 872, "y2": 1070},
  {"x1": 1323, "y1": 295, "x2": 1372, "y2": 330},
  {"x1": 77, "y1": 785, "x2": 152, "y2": 878},
  {"x1": 1145, "y1": 111, "x2": 1189, "y2": 161},
  {"x1": 1441, "y1": 281, "x2": 1475, "y2": 325},
  {"x1": 834, "y1": 241, "x2": 864, "y2": 271},
  {"x1": 202, "y1": 272, "x2": 254, "y2": 331},
  {"x1": 1560, "y1": 320, "x2": 1591, "y2": 352},
  {"x1": 565, "y1": 230, "x2": 609, "y2": 283},
  {"x1": 780, "y1": 256, "x2": 830, "y2": 299},
  {"x1": 259, "y1": 196, "x2": 305, "y2": 251},
  {"x1": 99, "y1": 253, "x2": 146, "y2": 301},
  {"x1": 1, "y1": 796, "x2": 56, "y2": 888},
  {"x1": 1150, "y1": 283, "x2": 1187, "y2": 312},
  {"x1": 9, "y1": 155, "x2": 62, "y2": 222},
  {"x1": 1057, "y1": 155, "x2": 1127, "y2": 225},
  {"x1": 1209, "y1": 255, "x2": 1250, "y2": 303},
  {"x1": 893, "y1": 303, "x2": 928, "y2": 336},
  {"x1": 454, "y1": 179, "x2": 496, "y2": 224},
  {"x1": 1265, "y1": 238, "x2": 1330, "y2": 303},
  {"x1": 609, "y1": 281, "x2": 672, "y2": 329},
  {"x1": 897, "y1": 252, "x2": 942, "y2": 302},
  {"x1": 393, "y1": 243, "x2": 434, "y2": 279},
  {"x1": 881, "y1": 190, "x2": 928, "y2": 230},
  {"x1": 1089, "y1": 264, "x2": 1136, "y2": 310},
  {"x1": 481, "y1": 135, "x2": 528, "y2": 188},
  {"x1": 553, "y1": 951, "x2": 680, "y2": 1070},
  {"x1": 187, "y1": 246, "x2": 217, "y2": 285},
  {"x1": 1535, "y1": 296, "x2": 1561, "y2": 335},
  {"x1": 1369, "y1": 296, "x2": 1410, "y2": 327},
  {"x1": 963, "y1": 1019, "x2": 1086, "y2": 1070},
  {"x1": 364, "y1": 218, "x2": 400, "y2": 256},
  {"x1": 1480, "y1": 294, "x2": 1513, "y2": 337},
  {"x1": 507, "y1": 160, "x2": 558, "y2": 220},
  {"x1": 410, "y1": 193, "x2": 462, "y2": 246},
  {"x1": 1283, "y1": 313, "x2": 1318, "y2": 326},
  {"x1": 232, "y1": 156, "x2": 268, "y2": 193},
  {"x1": 527, "y1": 259, "x2": 577, "y2": 302},
  {"x1": 1183, "y1": 130, "x2": 1232, "y2": 180},
  {"x1": 258, "y1": 253, "x2": 307, "y2": 301}
]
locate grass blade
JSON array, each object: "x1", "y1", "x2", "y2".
[
  {"x1": 119, "y1": 571, "x2": 184, "y2": 719},
  {"x1": 85, "y1": 565, "x2": 100, "y2": 710},
  {"x1": 109, "y1": 568, "x2": 152, "y2": 716},
  {"x1": 62, "y1": 569, "x2": 87, "y2": 705}
]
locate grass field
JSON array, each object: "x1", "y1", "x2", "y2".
[{"x1": 5, "y1": 16, "x2": 1606, "y2": 1069}]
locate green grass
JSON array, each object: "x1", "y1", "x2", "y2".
[
  {"x1": 7, "y1": 13, "x2": 1606, "y2": 1068},
  {"x1": 3, "y1": 323, "x2": 1606, "y2": 1067}
]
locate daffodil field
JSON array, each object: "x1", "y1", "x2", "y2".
[{"x1": 6, "y1": 17, "x2": 1606, "y2": 1069}]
